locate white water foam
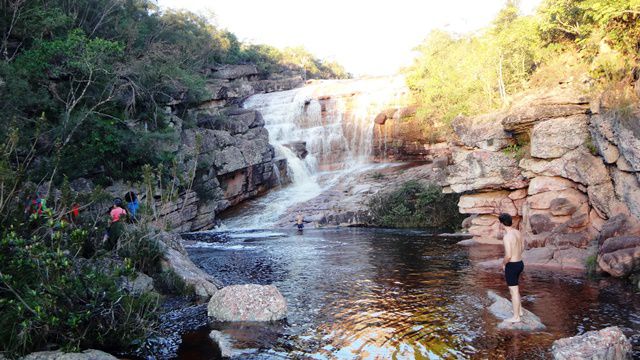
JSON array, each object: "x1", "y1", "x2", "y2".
[{"x1": 225, "y1": 77, "x2": 407, "y2": 229}]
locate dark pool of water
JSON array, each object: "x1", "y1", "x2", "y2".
[{"x1": 180, "y1": 228, "x2": 640, "y2": 359}]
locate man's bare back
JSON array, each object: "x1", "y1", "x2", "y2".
[{"x1": 503, "y1": 227, "x2": 523, "y2": 262}]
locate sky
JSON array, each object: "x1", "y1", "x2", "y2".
[{"x1": 155, "y1": 0, "x2": 543, "y2": 77}]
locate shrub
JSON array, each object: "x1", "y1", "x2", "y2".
[
  {"x1": 503, "y1": 143, "x2": 528, "y2": 161},
  {"x1": 368, "y1": 181, "x2": 464, "y2": 230},
  {"x1": 0, "y1": 230, "x2": 159, "y2": 357},
  {"x1": 117, "y1": 226, "x2": 164, "y2": 275}
]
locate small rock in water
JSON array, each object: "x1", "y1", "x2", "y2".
[
  {"x1": 487, "y1": 291, "x2": 546, "y2": 331},
  {"x1": 207, "y1": 284, "x2": 287, "y2": 322},
  {"x1": 551, "y1": 326, "x2": 632, "y2": 360},
  {"x1": 209, "y1": 330, "x2": 257, "y2": 359}
]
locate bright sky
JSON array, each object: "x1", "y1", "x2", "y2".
[{"x1": 155, "y1": 0, "x2": 543, "y2": 77}]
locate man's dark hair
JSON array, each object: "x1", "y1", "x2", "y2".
[{"x1": 498, "y1": 213, "x2": 512, "y2": 227}]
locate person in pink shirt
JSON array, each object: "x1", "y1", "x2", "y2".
[{"x1": 103, "y1": 198, "x2": 127, "y2": 248}]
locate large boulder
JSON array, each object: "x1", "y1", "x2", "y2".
[
  {"x1": 551, "y1": 326, "x2": 632, "y2": 360},
  {"x1": 446, "y1": 149, "x2": 528, "y2": 193},
  {"x1": 451, "y1": 112, "x2": 513, "y2": 151},
  {"x1": 530, "y1": 115, "x2": 589, "y2": 159},
  {"x1": 527, "y1": 176, "x2": 579, "y2": 195},
  {"x1": 502, "y1": 85, "x2": 590, "y2": 134},
  {"x1": 159, "y1": 232, "x2": 221, "y2": 299},
  {"x1": 21, "y1": 350, "x2": 117, "y2": 360},
  {"x1": 520, "y1": 147, "x2": 609, "y2": 187},
  {"x1": 597, "y1": 236, "x2": 640, "y2": 277},
  {"x1": 487, "y1": 291, "x2": 546, "y2": 331},
  {"x1": 207, "y1": 284, "x2": 287, "y2": 322},
  {"x1": 458, "y1": 191, "x2": 518, "y2": 216}
]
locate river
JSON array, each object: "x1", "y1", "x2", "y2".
[{"x1": 178, "y1": 228, "x2": 640, "y2": 359}]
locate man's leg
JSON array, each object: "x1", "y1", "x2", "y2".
[{"x1": 507, "y1": 285, "x2": 521, "y2": 322}]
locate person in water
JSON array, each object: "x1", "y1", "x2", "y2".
[
  {"x1": 294, "y1": 213, "x2": 311, "y2": 231},
  {"x1": 499, "y1": 213, "x2": 525, "y2": 323}
]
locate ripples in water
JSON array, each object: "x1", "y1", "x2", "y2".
[{"x1": 182, "y1": 228, "x2": 640, "y2": 359}]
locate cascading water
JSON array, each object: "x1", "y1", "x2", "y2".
[{"x1": 222, "y1": 76, "x2": 409, "y2": 228}]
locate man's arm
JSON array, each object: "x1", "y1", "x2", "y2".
[{"x1": 502, "y1": 233, "x2": 513, "y2": 269}]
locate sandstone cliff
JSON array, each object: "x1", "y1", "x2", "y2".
[
  {"x1": 74, "y1": 64, "x2": 303, "y2": 232},
  {"x1": 443, "y1": 82, "x2": 640, "y2": 277}
]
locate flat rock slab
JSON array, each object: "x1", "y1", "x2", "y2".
[
  {"x1": 551, "y1": 326, "x2": 632, "y2": 360},
  {"x1": 209, "y1": 330, "x2": 257, "y2": 359},
  {"x1": 487, "y1": 290, "x2": 546, "y2": 331}
]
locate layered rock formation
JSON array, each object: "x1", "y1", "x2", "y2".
[
  {"x1": 76, "y1": 65, "x2": 301, "y2": 232},
  {"x1": 445, "y1": 83, "x2": 640, "y2": 276}
]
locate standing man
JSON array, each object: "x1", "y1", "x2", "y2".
[{"x1": 499, "y1": 213, "x2": 524, "y2": 323}]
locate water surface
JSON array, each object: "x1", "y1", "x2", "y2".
[{"x1": 182, "y1": 228, "x2": 640, "y2": 359}]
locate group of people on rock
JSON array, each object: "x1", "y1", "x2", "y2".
[{"x1": 25, "y1": 189, "x2": 142, "y2": 250}]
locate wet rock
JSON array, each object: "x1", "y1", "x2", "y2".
[
  {"x1": 21, "y1": 350, "x2": 117, "y2": 360},
  {"x1": 551, "y1": 326, "x2": 632, "y2": 360},
  {"x1": 374, "y1": 112, "x2": 387, "y2": 125},
  {"x1": 487, "y1": 291, "x2": 546, "y2": 331},
  {"x1": 283, "y1": 141, "x2": 308, "y2": 159},
  {"x1": 597, "y1": 236, "x2": 640, "y2": 277},
  {"x1": 209, "y1": 330, "x2": 235, "y2": 358},
  {"x1": 208, "y1": 330, "x2": 256, "y2": 358},
  {"x1": 530, "y1": 115, "x2": 589, "y2": 159},
  {"x1": 207, "y1": 284, "x2": 287, "y2": 322}
]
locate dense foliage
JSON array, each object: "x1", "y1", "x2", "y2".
[
  {"x1": 0, "y1": 0, "x2": 348, "y2": 184},
  {"x1": 405, "y1": 0, "x2": 640, "y2": 137},
  {"x1": 368, "y1": 181, "x2": 464, "y2": 230},
  {"x1": 0, "y1": 211, "x2": 160, "y2": 357}
]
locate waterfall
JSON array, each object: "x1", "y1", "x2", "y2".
[
  {"x1": 223, "y1": 76, "x2": 408, "y2": 229},
  {"x1": 243, "y1": 76, "x2": 408, "y2": 182}
]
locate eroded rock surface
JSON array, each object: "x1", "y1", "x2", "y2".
[
  {"x1": 551, "y1": 326, "x2": 632, "y2": 360},
  {"x1": 207, "y1": 284, "x2": 287, "y2": 322}
]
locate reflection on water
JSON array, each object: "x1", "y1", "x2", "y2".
[{"x1": 183, "y1": 228, "x2": 640, "y2": 359}]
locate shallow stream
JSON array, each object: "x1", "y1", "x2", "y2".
[{"x1": 179, "y1": 228, "x2": 640, "y2": 359}]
